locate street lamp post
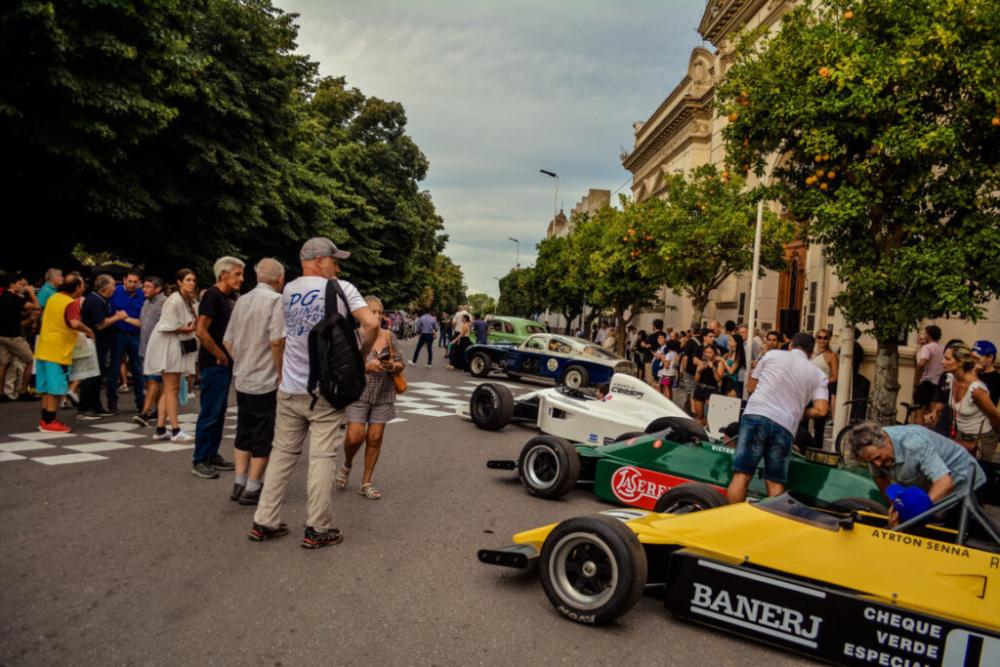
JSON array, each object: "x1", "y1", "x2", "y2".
[
  {"x1": 508, "y1": 237, "x2": 520, "y2": 268},
  {"x1": 540, "y1": 169, "x2": 559, "y2": 217}
]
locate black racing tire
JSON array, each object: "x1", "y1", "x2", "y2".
[
  {"x1": 613, "y1": 431, "x2": 645, "y2": 443},
  {"x1": 468, "y1": 352, "x2": 492, "y2": 378},
  {"x1": 518, "y1": 435, "x2": 580, "y2": 499},
  {"x1": 561, "y1": 365, "x2": 590, "y2": 389},
  {"x1": 827, "y1": 497, "x2": 886, "y2": 514},
  {"x1": 539, "y1": 515, "x2": 647, "y2": 625},
  {"x1": 653, "y1": 483, "x2": 728, "y2": 514},
  {"x1": 469, "y1": 383, "x2": 514, "y2": 431}
]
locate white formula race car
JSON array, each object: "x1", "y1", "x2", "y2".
[{"x1": 462, "y1": 373, "x2": 694, "y2": 446}]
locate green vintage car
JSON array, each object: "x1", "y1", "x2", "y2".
[
  {"x1": 486, "y1": 315, "x2": 548, "y2": 345},
  {"x1": 487, "y1": 416, "x2": 885, "y2": 513}
]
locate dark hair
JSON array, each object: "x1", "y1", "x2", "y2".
[
  {"x1": 925, "y1": 325, "x2": 942, "y2": 342},
  {"x1": 1, "y1": 273, "x2": 21, "y2": 288},
  {"x1": 126, "y1": 268, "x2": 142, "y2": 280},
  {"x1": 766, "y1": 330, "x2": 781, "y2": 340},
  {"x1": 702, "y1": 328, "x2": 713, "y2": 337},
  {"x1": 724, "y1": 320, "x2": 736, "y2": 332},
  {"x1": 790, "y1": 332, "x2": 815, "y2": 356},
  {"x1": 175, "y1": 268, "x2": 194, "y2": 284},
  {"x1": 59, "y1": 275, "x2": 83, "y2": 294},
  {"x1": 596, "y1": 382, "x2": 610, "y2": 396},
  {"x1": 144, "y1": 275, "x2": 164, "y2": 289},
  {"x1": 730, "y1": 333, "x2": 747, "y2": 369},
  {"x1": 944, "y1": 338, "x2": 965, "y2": 350},
  {"x1": 667, "y1": 339, "x2": 682, "y2": 353},
  {"x1": 652, "y1": 318, "x2": 664, "y2": 330}
]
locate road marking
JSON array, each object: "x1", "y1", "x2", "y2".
[
  {"x1": 8, "y1": 432, "x2": 75, "y2": 441},
  {"x1": 32, "y1": 453, "x2": 108, "y2": 465},
  {"x1": 0, "y1": 441, "x2": 57, "y2": 452},
  {"x1": 65, "y1": 442, "x2": 135, "y2": 453},
  {"x1": 141, "y1": 443, "x2": 194, "y2": 453},
  {"x1": 92, "y1": 423, "x2": 141, "y2": 432},
  {"x1": 0, "y1": 451, "x2": 27, "y2": 462},
  {"x1": 83, "y1": 431, "x2": 144, "y2": 442}
]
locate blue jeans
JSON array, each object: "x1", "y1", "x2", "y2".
[
  {"x1": 193, "y1": 365, "x2": 232, "y2": 464},
  {"x1": 107, "y1": 331, "x2": 144, "y2": 409},
  {"x1": 732, "y1": 414, "x2": 794, "y2": 484},
  {"x1": 412, "y1": 333, "x2": 434, "y2": 363}
]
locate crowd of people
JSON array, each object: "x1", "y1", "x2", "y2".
[{"x1": 0, "y1": 238, "x2": 408, "y2": 549}]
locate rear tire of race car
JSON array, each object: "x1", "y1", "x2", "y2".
[
  {"x1": 827, "y1": 497, "x2": 886, "y2": 514},
  {"x1": 653, "y1": 483, "x2": 728, "y2": 514},
  {"x1": 539, "y1": 515, "x2": 648, "y2": 625},
  {"x1": 518, "y1": 435, "x2": 580, "y2": 499},
  {"x1": 468, "y1": 352, "x2": 492, "y2": 378},
  {"x1": 470, "y1": 383, "x2": 514, "y2": 431},
  {"x1": 561, "y1": 365, "x2": 589, "y2": 389},
  {"x1": 613, "y1": 431, "x2": 645, "y2": 443}
]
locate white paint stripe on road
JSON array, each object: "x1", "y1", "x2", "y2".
[
  {"x1": 0, "y1": 441, "x2": 57, "y2": 452},
  {"x1": 65, "y1": 442, "x2": 135, "y2": 453},
  {"x1": 8, "y1": 432, "x2": 75, "y2": 441},
  {"x1": 32, "y1": 453, "x2": 108, "y2": 465},
  {"x1": 83, "y1": 432, "x2": 144, "y2": 442},
  {"x1": 0, "y1": 451, "x2": 27, "y2": 462},
  {"x1": 141, "y1": 443, "x2": 194, "y2": 453}
]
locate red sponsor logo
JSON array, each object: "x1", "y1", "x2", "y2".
[{"x1": 611, "y1": 466, "x2": 674, "y2": 508}]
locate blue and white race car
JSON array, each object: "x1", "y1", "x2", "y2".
[{"x1": 465, "y1": 333, "x2": 636, "y2": 388}]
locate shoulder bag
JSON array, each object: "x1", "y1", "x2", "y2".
[{"x1": 387, "y1": 335, "x2": 407, "y2": 394}]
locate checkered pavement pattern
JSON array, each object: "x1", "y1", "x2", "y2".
[{"x1": 0, "y1": 380, "x2": 528, "y2": 466}]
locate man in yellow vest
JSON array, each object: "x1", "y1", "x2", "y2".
[{"x1": 34, "y1": 275, "x2": 94, "y2": 433}]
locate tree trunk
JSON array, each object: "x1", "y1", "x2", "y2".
[
  {"x1": 583, "y1": 307, "x2": 601, "y2": 341},
  {"x1": 614, "y1": 302, "x2": 627, "y2": 357},
  {"x1": 690, "y1": 295, "x2": 709, "y2": 330},
  {"x1": 561, "y1": 310, "x2": 575, "y2": 335},
  {"x1": 871, "y1": 338, "x2": 901, "y2": 425}
]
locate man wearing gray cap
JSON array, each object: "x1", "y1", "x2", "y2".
[{"x1": 250, "y1": 237, "x2": 380, "y2": 548}]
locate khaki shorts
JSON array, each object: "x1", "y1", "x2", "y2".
[
  {"x1": 0, "y1": 336, "x2": 33, "y2": 365},
  {"x1": 346, "y1": 400, "x2": 396, "y2": 424}
]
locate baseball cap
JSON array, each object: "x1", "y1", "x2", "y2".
[
  {"x1": 972, "y1": 340, "x2": 997, "y2": 357},
  {"x1": 886, "y1": 484, "x2": 933, "y2": 523},
  {"x1": 299, "y1": 237, "x2": 350, "y2": 261}
]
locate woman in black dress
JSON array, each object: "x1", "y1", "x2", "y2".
[
  {"x1": 450, "y1": 314, "x2": 472, "y2": 370},
  {"x1": 691, "y1": 343, "x2": 724, "y2": 426}
]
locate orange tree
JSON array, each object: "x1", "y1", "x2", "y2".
[
  {"x1": 649, "y1": 164, "x2": 790, "y2": 328},
  {"x1": 719, "y1": 0, "x2": 1000, "y2": 423}
]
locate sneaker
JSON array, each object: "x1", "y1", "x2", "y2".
[
  {"x1": 77, "y1": 412, "x2": 102, "y2": 421},
  {"x1": 118, "y1": 384, "x2": 130, "y2": 393},
  {"x1": 301, "y1": 526, "x2": 343, "y2": 549},
  {"x1": 66, "y1": 389, "x2": 79, "y2": 405},
  {"x1": 60, "y1": 399, "x2": 71, "y2": 409},
  {"x1": 230, "y1": 483, "x2": 245, "y2": 502},
  {"x1": 237, "y1": 487, "x2": 261, "y2": 506},
  {"x1": 426, "y1": 363, "x2": 432, "y2": 367},
  {"x1": 171, "y1": 430, "x2": 194, "y2": 443},
  {"x1": 152, "y1": 430, "x2": 171, "y2": 441},
  {"x1": 38, "y1": 420, "x2": 72, "y2": 433},
  {"x1": 248, "y1": 522, "x2": 289, "y2": 542},
  {"x1": 132, "y1": 413, "x2": 151, "y2": 428},
  {"x1": 96, "y1": 407, "x2": 117, "y2": 417},
  {"x1": 209, "y1": 454, "x2": 235, "y2": 470},
  {"x1": 191, "y1": 462, "x2": 219, "y2": 479}
]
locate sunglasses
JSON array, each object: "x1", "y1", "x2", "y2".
[{"x1": 816, "y1": 335, "x2": 830, "y2": 340}]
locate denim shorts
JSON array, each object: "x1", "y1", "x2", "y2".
[{"x1": 732, "y1": 414, "x2": 794, "y2": 484}]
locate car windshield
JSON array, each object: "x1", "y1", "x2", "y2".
[
  {"x1": 525, "y1": 325, "x2": 546, "y2": 333},
  {"x1": 578, "y1": 343, "x2": 619, "y2": 360}
]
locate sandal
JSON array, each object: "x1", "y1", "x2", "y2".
[
  {"x1": 335, "y1": 464, "x2": 351, "y2": 490},
  {"x1": 359, "y1": 483, "x2": 382, "y2": 500}
]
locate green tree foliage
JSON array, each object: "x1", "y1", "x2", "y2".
[
  {"x1": 0, "y1": 0, "x2": 455, "y2": 308},
  {"x1": 423, "y1": 254, "x2": 466, "y2": 313},
  {"x1": 467, "y1": 292, "x2": 496, "y2": 318},
  {"x1": 719, "y1": 0, "x2": 1000, "y2": 422},
  {"x1": 651, "y1": 165, "x2": 791, "y2": 327},
  {"x1": 497, "y1": 267, "x2": 543, "y2": 319},
  {"x1": 534, "y1": 235, "x2": 586, "y2": 333}
]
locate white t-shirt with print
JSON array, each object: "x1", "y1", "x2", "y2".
[{"x1": 279, "y1": 275, "x2": 366, "y2": 395}]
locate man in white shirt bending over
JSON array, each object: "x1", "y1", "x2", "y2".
[
  {"x1": 250, "y1": 238, "x2": 379, "y2": 549},
  {"x1": 727, "y1": 332, "x2": 830, "y2": 503}
]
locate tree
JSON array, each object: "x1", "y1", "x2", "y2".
[
  {"x1": 535, "y1": 235, "x2": 586, "y2": 333},
  {"x1": 652, "y1": 165, "x2": 792, "y2": 327},
  {"x1": 497, "y1": 267, "x2": 543, "y2": 318},
  {"x1": 719, "y1": 0, "x2": 1000, "y2": 422},
  {"x1": 424, "y1": 254, "x2": 466, "y2": 313},
  {"x1": 580, "y1": 199, "x2": 670, "y2": 356},
  {"x1": 467, "y1": 292, "x2": 496, "y2": 317}
]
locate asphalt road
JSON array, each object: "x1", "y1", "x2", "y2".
[{"x1": 0, "y1": 337, "x2": 808, "y2": 666}]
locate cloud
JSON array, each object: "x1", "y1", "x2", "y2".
[{"x1": 276, "y1": 0, "x2": 707, "y2": 297}]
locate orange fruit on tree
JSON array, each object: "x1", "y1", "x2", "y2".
[
  {"x1": 993, "y1": 117, "x2": 1000, "y2": 127},
  {"x1": 822, "y1": 153, "x2": 830, "y2": 161},
  {"x1": 844, "y1": 9, "x2": 854, "y2": 20},
  {"x1": 819, "y1": 182, "x2": 829, "y2": 190},
  {"x1": 728, "y1": 112, "x2": 739, "y2": 122},
  {"x1": 819, "y1": 67, "x2": 830, "y2": 78},
  {"x1": 805, "y1": 175, "x2": 816, "y2": 186},
  {"x1": 740, "y1": 90, "x2": 748, "y2": 98},
  {"x1": 814, "y1": 155, "x2": 823, "y2": 163},
  {"x1": 827, "y1": 171, "x2": 836, "y2": 179},
  {"x1": 815, "y1": 167, "x2": 825, "y2": 177}
]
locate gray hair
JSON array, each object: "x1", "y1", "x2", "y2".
[
  {"x1": 213, "y1": 256, "x2": 245, "y2": 280},
  {"x1": 254, "y1": 258, "x2": 285, "y2": 285},
  {"x1": 364, "y1": 295, "x2": 383, "y2": 311},
  {"x1": 45, "y1": 267, "x2": 62, "y2": 282},
  {"x1": 845, "y1": 422, "x2": 886, "y2": 461},
  {"x1": 93, "y1": 274, "x2": 115, "y2": 292}
]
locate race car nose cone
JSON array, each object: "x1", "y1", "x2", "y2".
[{"x1": 582, "y1": 561, "x2": 598, "y2": 577}]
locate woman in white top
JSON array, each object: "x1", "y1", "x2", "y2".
[
  {"x1": 805, "y1": 330, "x2": 839, "y2": 449},
  {"x1": 942, "y1": 343, "x2": 1000, "y2": 460},
  {"x1": 143, "y1": 269, "x2": 199, "y2": 443}
]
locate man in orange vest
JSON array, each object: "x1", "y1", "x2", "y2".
[{"x1": 34, "y1": 274, "x2": 94, "y2": 433}]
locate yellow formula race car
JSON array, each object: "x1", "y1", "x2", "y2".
[{"x1": 478, "y1": 484, "x2": 1000, "y2": 666}]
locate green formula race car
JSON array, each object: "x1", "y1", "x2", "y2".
[{"x1": 487, "y1": 416, "x2": 885, "y2": 512}]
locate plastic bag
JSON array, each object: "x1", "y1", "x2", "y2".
[{"x1": 69, "y1": 334, "x2": 100, "y2": 381}]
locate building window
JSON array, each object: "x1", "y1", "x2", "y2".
[
  {"x1": 737, "y1": 292, "x2": 746, "y2": 324},
  {"x1": 806, "y1": 281, "x2": 818, "y2": 332}
]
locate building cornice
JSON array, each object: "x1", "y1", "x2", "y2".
[{"x1": 622, "y1": 85, "x2": 714, "y2": 173}]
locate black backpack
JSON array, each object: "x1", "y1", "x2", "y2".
[{"x1": 307, "y1": 280, "x2": 366, "y2": 409}]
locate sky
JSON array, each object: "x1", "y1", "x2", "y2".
[{"x1": 275, "y1": 0, "x2": 708, "y2": 297}]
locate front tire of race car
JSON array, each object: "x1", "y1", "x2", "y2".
[
  {"x1": 539, "y1": 515, "x2": 647, "y2": 625},
  {"x1": 653, "y1": 483, "x2": 728, "y2": 514},
  {"x1": 518, "y1": 435, "x2": 580, "y2": 499},
  {"x1": 470, "y1": 383, "x2": 514, "y2": 431},
  {"x1": 468, "y1": 352, "x2": 492, "y2": 378},
  {"x1": 561, "y1": 365, "x2": 589, "y2": 389}
]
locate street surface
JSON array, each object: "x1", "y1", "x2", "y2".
[{"x1": 1, "y1": 338, "x2": 807, "y2": 666}]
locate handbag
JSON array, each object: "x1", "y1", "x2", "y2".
[
  {"x1": 180, "y1": 338, "x2": 198, "y2": 355},
  {"x1": 387, "y1": 336, "x2": 407, "y2": 394}
]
